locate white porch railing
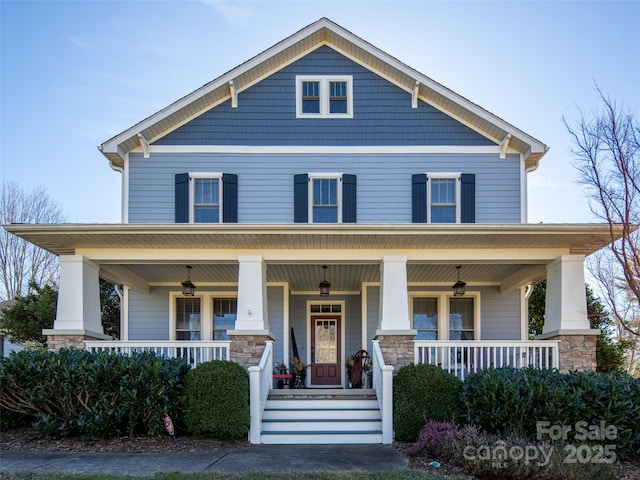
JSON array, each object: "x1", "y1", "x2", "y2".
[
  {"x1": 248, "y1": 340, "x2": 273, "y2": 444},
  {"x1": 415, "y1": 340, "x2": 560, "y2": 380},
  {"x1": 84, "y1": 341, "x2": 230, "y2": 368},
  {"x1": 372, "y1": 340, "x2": 394, "y2": 444}
]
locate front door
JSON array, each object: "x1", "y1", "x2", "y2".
[{"x1": 310, "y1": 315, "x2": 341, "y2": 386}]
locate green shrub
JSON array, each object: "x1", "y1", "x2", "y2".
[
  {"x1": 463, "y1": 367, "x2": 640, "y2": 459},
  {"x1": 393, "y1": 363, "x2": 463, "y2": 441},
  {"x1": 182, "y1": 360, "x2": 249, "y2": 439},
  {"x1": 0, "y1": 348, "x2": 190, "y2": 438}
]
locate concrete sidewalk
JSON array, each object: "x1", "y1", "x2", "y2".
[{"x1": 0, "y1": 444, "x2": 408, "y2": 476}]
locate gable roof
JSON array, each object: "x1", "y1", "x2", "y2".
[{"x1": 99, "y1": 17, "x2": 548, "y2": 171}]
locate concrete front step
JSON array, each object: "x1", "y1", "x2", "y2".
[{"x1": 261, "y1": 389, "x2": 382, "y2": 444}]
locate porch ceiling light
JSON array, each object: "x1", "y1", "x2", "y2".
[
  {"x1": 452, "y1": 265, "x2": 466, "y2": 297},
  {"x1": 319, "y1": 265, "x2": 331, "y2": 296},
  {"x1": 181, "y1": 265, "x2": 196, "y2": 296}
]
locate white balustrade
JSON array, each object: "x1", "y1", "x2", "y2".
[
  {"x1": 84, "y1": 341, "x2": 230, "y2": 368},
  {"x1": 414, "y1": 340, "x2": 559, "y2": 380}
]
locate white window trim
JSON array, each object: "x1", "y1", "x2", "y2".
[
  {"x1": 170, "y1": 291, "x2": 237, "y2": 341},
  {"x1": 296, "y1": 75, "x2": 353, "y2": 118},
  {"x1": 188, "y1": 172, "x2": 223, "y2": 224},
  {"x1": 426, "y1": 172, "x2": 461, "y2": 224},
  {"x1": 409, "y1": 291, "x2": 481, "y2": 340},
  {"x1": 308, "y1": 173, "x2": 343, "y2": 224}
]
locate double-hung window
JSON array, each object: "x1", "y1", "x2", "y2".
[
  {"x1": 413, "y1": 297, "x2": 438, "y2": 340},
  {"x1": 429, "y1": 176, "x2": 458, "y2": 223},
  {"x1": 312, "y1": 175, "x2": 340, "y2": 223},
  {"x1": 296, "y1": 76, "x2": 353, "y2": 118},
  {"x1": 192, "y1": 175, "x2": 221, "y2": 223},
  {"x1": 176, "y1": 297, "x2": 201, "y2": 341},
  {"x1": 213, "y1": 298, "x2": 237, "y2": 340}
]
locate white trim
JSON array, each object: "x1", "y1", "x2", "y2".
[
  {"x1": 409, "y1": 291, "x2": 481, "y2": 341},
  {"x1": 188, "y1": 173, "x2": 223, "y2": 224},
  {"x1": 412, "y1": 81, "x2": 420, "y2": 109},
  {"x1": 306, "y1": 300, "x2": 346, "y2": 387},
  {"x1": 295, "y1": 75, "x2": 353, "y2": 118},
  {"x1": 169, "y1": 291, "x2": 238, "y2": 341},
  {"x1": 121, "y1": 285, "x2": 129, "y2": 341},
  {"x1": 137, "y1": 133, "x2": 150, "y2": 159},
  {"x1": 228, "y1": 81, "x2": 237, "y2": 108},
  {"x1": 143, "y1": 145, "x2": 504, "y2": 155},
  {"x1": 122, "y1": 154, "x2": 129, "y2": 223}
]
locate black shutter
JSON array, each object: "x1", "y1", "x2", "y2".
[
  {"x1": 175, "y1": 173, "x2": 189, "y2": 223},
  {"x1": 222, "y1": 173, "x2": 238, "y2": 223},
  {"x1": 342, "y1": 174, "x2": 357, "y2": 223},
  {"x1": 294, "y1": 174, "x2": 309, "y2": 223},
  {"x1": 461, "y1": 173, "x2": 476, "y2": 223},
  {"x1": 412, "y1": 174, "x2": 427, "y2": 223}
]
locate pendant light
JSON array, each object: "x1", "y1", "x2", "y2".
[
  {"x1": 319, "y1": 265, "x2": 331, "y2": 296},
  {"x1": 181, "y1": 266, "x2": 196, "y2": 296},
  {"x1": 452, "y1": 265, "x2": 466, "y2": 297}
]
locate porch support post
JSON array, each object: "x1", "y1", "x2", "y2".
[
  {"x1": 44, "y1": 255, "x2": 111, "y2": 350},
  {"x1": 375, "y1": 255, "x2": 416, "y2": 371},
  {"x1": 536, "y1": 255, "x2": 600, "y2": 372},
  {"x1": 228, "y1": 255, "x2": 273, "y2": 370},
  {"x1": 378, "y1": 255, "x2": 410, "y2": 331},
  {"x1": 234, "y1": 255, "x2": 269, "y2": 332}
]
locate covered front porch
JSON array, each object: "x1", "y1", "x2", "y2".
[{"x1": 5, "y1": 223, "x2": 616, "y2": 444}]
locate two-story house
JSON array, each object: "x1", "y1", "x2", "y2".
[{"x1": 6, "y1": 18, "x2": 619, "y2": 444}]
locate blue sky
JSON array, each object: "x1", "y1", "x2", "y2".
[{"x1": 1, "y1": 0, "x2": 638, "y2": 224}]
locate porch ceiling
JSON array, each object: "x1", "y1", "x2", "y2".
[{"x1": 107, "y1": 262, "x2": 531, "y2": 293}]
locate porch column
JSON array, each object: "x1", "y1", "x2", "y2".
[
  {"x1": 536, "y1": 255, "x2": 600, "y2": 372},
  {"x1": 228, "y1": 255, "x2": 274, "y2": 369},
  {"x1": 44, "y1": 255, "x2": 111, "y2": 350},
  {"x1": 375, "y1": 255, "x2": 415, "y2": 371}
]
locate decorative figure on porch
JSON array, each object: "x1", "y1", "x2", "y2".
[
  {"x1": 291, "y1": 356, "x2": 306, "y2": 388},
  {"x1": 349, "y1": 350, "x2": 371, "y2": 388}
]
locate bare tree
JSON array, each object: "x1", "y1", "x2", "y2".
[
  {"x1": 565, "y1": 86, "x2": 640, "y2": 342},
  {"x1": 0, "y1": 181, "x2": 66, "y2": 301}
]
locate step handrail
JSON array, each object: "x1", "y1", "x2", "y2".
[
  {"x1": 248, "y1": 340, "x2": 273, "y2": 444},
  {"x1": 372, "y1": 340, "x2": 394, "y2": 444}
]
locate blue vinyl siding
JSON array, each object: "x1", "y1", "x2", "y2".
[
  {"x1": 128, "y1": 287, "x2": 171, "y2": 340},
  {"x1": 155, "y1": 46, "x2": 494, "y2": 147},
  {"x1": 128, "y1": 153, "x2": 521, "y2": 223},
  {"x1": 366, "y1": 285, "x2": 380, "y2": 354},
  {"x1": 268, "y1": 285, "x2": 285, "y2": 364},
  {"x1": 480, "y1": 287, "x2": 522, "y2": 340}
]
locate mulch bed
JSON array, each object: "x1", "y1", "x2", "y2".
[{"x1": 0, "y1": 427, "x2": 250, "y2": 454}]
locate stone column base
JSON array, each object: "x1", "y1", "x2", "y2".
[
  {"x1": 374, "y1": 331, "x2": 416, "y2": 372},
  {"x1": 43, "y1": 329, "x2": 112, "y2": 351},
  {"x1": 536, "y1": 329, "x2": 600, "y2": 372},
  {"x1": 229, "y1": 332, "x2": 275, "y2": 370}
]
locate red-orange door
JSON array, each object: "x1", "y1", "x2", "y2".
[{"x1": 310, "y1": 315, "x2": 341, "y2": 386}]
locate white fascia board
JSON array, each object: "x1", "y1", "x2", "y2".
[{"x1": 144, "y1": 145, "x2": 502, "y2": 155}]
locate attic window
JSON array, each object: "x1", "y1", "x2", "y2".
[{"x1": 296, "y1": 76, "x2": 353, "y2": 118}]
